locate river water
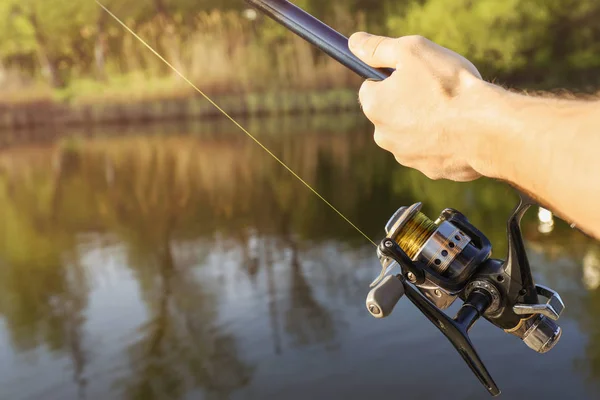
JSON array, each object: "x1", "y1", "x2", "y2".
[{"x1": 0, "y1": 114, "x2": 598, "y2": 400}]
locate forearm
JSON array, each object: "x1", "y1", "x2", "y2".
[{"x1": 468, "y1": 83, "x2": 600, "y2": 238}]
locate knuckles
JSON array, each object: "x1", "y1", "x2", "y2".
[
  {"x1": 359, "y1": 81, "x2": 377, "y2": 118},
  {"x1": 393, "y1": 153, "x2": 443, "y2": 181},
  {"x1": 422, "y1": 170, "x2": 443, "y2": 181},
  {"x1": 373, "y1": 130, "x2": 388, "y2": 149},
  {"x1": 396, "y1": 35, "x2": 428, "y2": 54}
]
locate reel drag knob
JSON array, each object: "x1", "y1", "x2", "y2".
[
  {"x1": 522, "y1": 315, "x2": 562, "y2": 354},
  {"x1": 366, "y1": 275, "x2": 405, "y2": 318}
]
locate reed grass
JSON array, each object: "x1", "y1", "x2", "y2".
[
  {"x1": 3, "y1": 8, "x2": 598, "y2": 131},
  {"x1": 0, "y1": 9, "x2": 367, "y2": 130}
]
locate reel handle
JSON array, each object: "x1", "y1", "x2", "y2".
[
  {"x1": 366, "y1": 274, "x2": 405, "y2": 318},
  {"x1": 403, "y1": 279, "x2": 501, "y2": 396},
  {"x1": 376, "y1": 241, "x2": 501, "y2": 396},
  {"x1": 245, "y1": 0, "x2": 394, "y2": 81}
]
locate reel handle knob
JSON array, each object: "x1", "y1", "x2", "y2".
[{"x1": 366, "y1": 275, "x2": 405, "y2": 318}]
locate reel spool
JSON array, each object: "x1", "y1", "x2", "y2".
[
  {"x1": 383, "y1": 204, "x2": 485, "y2": 283},
  {"x1": 371, "y1": 203, "x2": 493, "y2": 310},
  {"x1": 391, "y1": 210, "x2": 437, "y2": 260},
  {"x1": 367, "y1": 197, "x2": 565, "y2": 396}
]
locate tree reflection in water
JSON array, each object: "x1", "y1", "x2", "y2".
[{"x1": 118, "y1": 234, "x2": 252, "y2": 400}]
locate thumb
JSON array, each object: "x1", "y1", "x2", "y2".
[{"x1": 349, "y1": 32, "x2": 398, "y2": 68}]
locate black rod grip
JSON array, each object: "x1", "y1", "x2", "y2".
[{"x1": 245, "y1": 0, "x2": 393, "y2": 81}]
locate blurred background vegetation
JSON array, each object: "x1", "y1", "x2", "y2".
[{"x1": 0, "y1": 0, "x2": 599, "y2": 128}]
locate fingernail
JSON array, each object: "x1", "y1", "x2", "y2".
[{"x1": 349, "y1": 32, "x2": 370, "y2": 53}]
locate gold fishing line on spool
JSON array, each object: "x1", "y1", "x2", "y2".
[{"x1": 393, "y1": 212, "x2": 437, "y2": 259}]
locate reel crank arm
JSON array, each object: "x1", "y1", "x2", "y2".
[{"x1": 402, "y1": 277, "x2": 501, "y2": 396}]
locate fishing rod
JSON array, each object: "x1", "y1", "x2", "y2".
[
  {"x1": 245, "y1": 0, "x2": 393, "y2": 81},
  {"x1": 246, "y1": 0, "x2": 566, "y2": 397}
]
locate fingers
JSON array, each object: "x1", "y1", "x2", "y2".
[
  {"x1": 349, "y1": 32, "x2": 399, "y2": 68},
  {"x1": 358, "y1": 78, "x2": 382, "y2": 120},
  {"x1": 351, "y1": 33, "x2": 482, "y2": 82},
  {"x1": 373, "y1": 129, "x2": 390, "y2": 151}
]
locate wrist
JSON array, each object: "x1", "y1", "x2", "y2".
[{"x1": 457, "y1": 80, "x2": 517, "y2": 181}]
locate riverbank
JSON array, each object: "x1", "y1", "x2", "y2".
[{"x1": 0, "y1": 87, "x2": 361, "y2": 131}]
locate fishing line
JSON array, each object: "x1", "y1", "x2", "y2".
[{"x1": 96, "y1": 1, "x2": 377, "y2": 247}]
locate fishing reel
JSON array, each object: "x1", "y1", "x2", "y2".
[{"x1": 366, "y1": 195, "x2": 565, "y2": 396}]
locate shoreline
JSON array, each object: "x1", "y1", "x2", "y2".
[
  {"x1": 0, "y1": 88, "x2": 361, "y2": 131},
  {"x1": 0, "y1": 108, "x2": 369, "y2": 150}
]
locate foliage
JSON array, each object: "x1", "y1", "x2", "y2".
[
  {"x1": 389, "y1": 0, "x2": 600, "y2": 87},
  {"x1": 0, "y1": 0, "x2": 599, "y2": 101}
]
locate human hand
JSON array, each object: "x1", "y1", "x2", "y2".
[{"x1": 349, "y1": 32, "x2": 493, "y2": 181}]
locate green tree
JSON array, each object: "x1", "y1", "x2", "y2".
[{"x1": 389, "y1": 0, "x2": 600, "y2": 87}]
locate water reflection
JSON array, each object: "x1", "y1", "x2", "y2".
[
  {"x1": 0, "y1": 115, "x2": 598, "y2": 399},
  {"x1": 583, "y1": 248, "x2": 600, "y2": 291},
  {"x1": 116, "y1": 229, "x2": 252, "y2": 400}
]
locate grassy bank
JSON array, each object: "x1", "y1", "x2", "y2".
[
  {"x1": 0, "y1": 6, "x2": 365, "y2": 130},
  {"x1": 0, "y1": 86, "x2": 361, "y2": 130}
]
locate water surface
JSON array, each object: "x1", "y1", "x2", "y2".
[{"x1": 0, "y1": 115, "x2": 599, "y2": 400}]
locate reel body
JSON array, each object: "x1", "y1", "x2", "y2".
[{"x1": 366, "y1": 196, "x2": 565, "y2": 396}]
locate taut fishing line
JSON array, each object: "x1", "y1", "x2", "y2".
[{"x1": 95, "y1": 1, "x2": 376, "y2": 247}]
